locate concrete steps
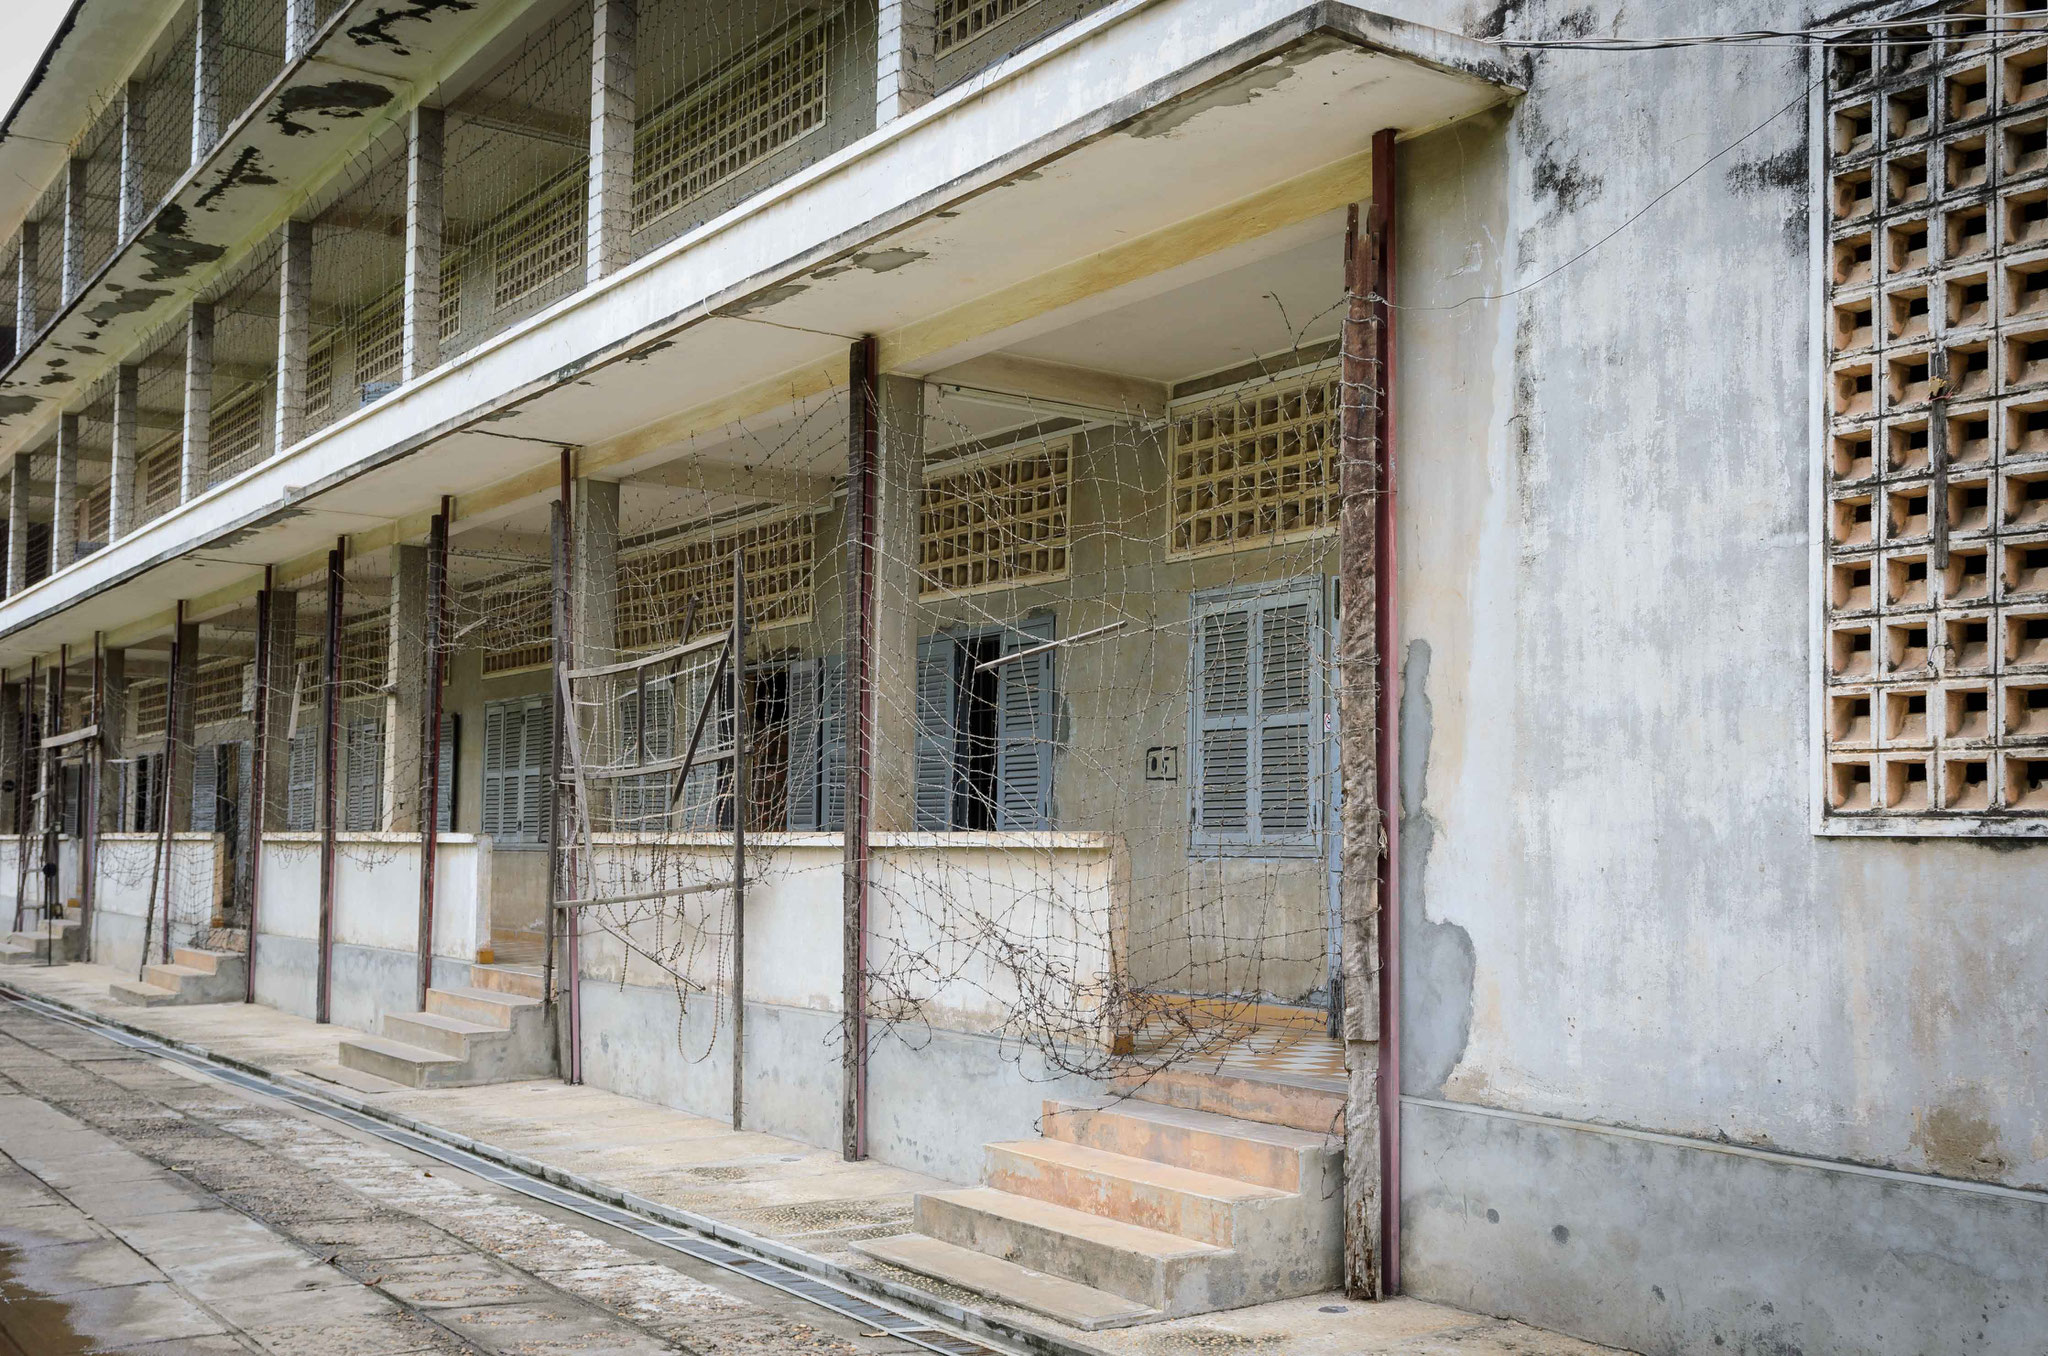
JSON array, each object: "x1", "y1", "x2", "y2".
[
  {"x1": 1, "y1": 914, "x2": 84, "y2": 965},
  {"x1": 335, "y1": 964, "x2": 556, "y2": 1089},
  {"x1": 107, "y1": 945, "x2": 246, "y2": 1006},
  {"x1": 856, "y1": 1074, "x2": 1342, "y2": 1328}
]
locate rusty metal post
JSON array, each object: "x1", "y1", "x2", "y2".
[
  {"x1": 245, "y1": 571, "x2": 272, "y2": 1003},
  {"x1": 82, "y1": 636, "x2": 102, "y2": 962},
  {"x1": 731, "y1": 547, "x2": 748, "y2": 1130},
  {"x1": 416, "y1": 503, "x2": 450, "y2": 1010},
  {"x1": 841, "y1": 335, "x2": 878, "y2": 1162},
  {"x1": 317, "y1": 542, "x2": 344, "y2": 1023}
]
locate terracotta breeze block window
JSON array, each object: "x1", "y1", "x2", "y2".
[{"x1": 1825, "y1": 2, "x2": 2048, "y2": 827}]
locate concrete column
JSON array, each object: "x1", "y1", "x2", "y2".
[
  {"x1": 192, "y1": 0, "x2": 221, "y2": 165},
  {"x1": 61, "y1": 158, "x2": 88, "y2": 304},
  {"x1": 384, "y1": 545, "x2": 428, "y2": 832},
  {"x1": 283, "y1": 0, "x2": 317, "y2": 62},
  {"x1": 274, "y1": 220, "x2": 313, "y2": 450},
  {"x1": 117, "y1": 82, "x2": 147, "y2": 240},
  {"x1": 402, "y1": 106, "x2": 444, "y2": 381},
  {"x1": 6, "y1": 454, "x2": 29, "y2": 596},
  {"x1": 98, "y1": 647, "x2": 126, "y2": 833},
  {"x1": 868, "y1": 374, "x2": 924, "y2": 831},
  {"x1": 876, "y1": 1, "x2": 936, "y2": 125},
  {"x1": 257, "y1": 592, "x2": 295, "y2": 834},
  {"x1": 586, "y1": 0, "x2": 636, "y2": 285},
  {"x1": 0, "y1": 679, "x2": 17, "y2": 835},
  {"x1": 181, "y1": 302, "x2": 212, "y2": 503},
  {"x1": 166, "y1": 619, "x2": 198, "y2": 832},
  {"x1": 16, "y1": 221, "x2": 38, "y2": 339},
  {"x1": 572, "y1": 478, "x2": 620, "y2": 670},
  {"x1": 51, "y1": 413, "x2": 78, "y2": 571},
  {"x1": 108, "y1": 365, "x2": 138, "y2": 540}
]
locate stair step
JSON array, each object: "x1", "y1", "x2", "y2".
[
  {"x1": 1113, "y1": 1065, "x2": 1345, "y2": 1134},
  {"x1": 426, "y1": 983, "x2": 540, "y2": 1028},
  {"x1": 916, "y1": 1187, "x2": 1222, "y2": 1310},
  {"x1": 337, "y1": 1034, "x2": 464, "y2": 1089},
  {"x1": 141, "y1": 963, "x2": 207, "y2": 990},
  {"x1": 857, "y1": 1233, "x2": 1158, "y2": 1331},
  {"x1": 1043, "y1": 1097, "x2": 1336, "y2": 1193},
  {"x1": 109, "y1": 980, "x2": 179, "y2": 1006},
  {"x1": 985, "y1": 1139, "x2": 1287, "y2": 1247},
  {"x1": 382, "y1": 1009, "x2": 499, "y2": 1057},
  {"x1": 469, "y1": 963, "x2": 546, "y2": 1000},
  {"x1": 0, "y1": 942, "x2": 47, "y2": 965},
  {"x1": 171, "y1": 946, "x2": 241, "y2": 975}
]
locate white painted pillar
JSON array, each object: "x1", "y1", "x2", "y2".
[
  {"x1": 5, "y1": 454, "x2": 28, "y2": 596},
  {"x1": 586, "y1": 0, "x2": 636, "y2": 285},
  {"x1": 274, "y1": 220, "x2": 313, "y2": 450},
  {"x1": 384, "y1": 544, "x2": 428, "y2": 832},
  {"x1": 283, "y1": 0, "x2": 317, "y2": 62},
  {"x1": 51, "y1": 413, "x2": 78, "y2": 570},
  {"x1": 181, "y1": 303, "x2": 212, "y2": 503},
  {"x1": 192, "y1": 0, "x2": 221, "y2": 165},
  {"x1": 15, "y1": 222, "x2": 39, "y2": 339},
  {"x1": 257, "y1": 590, "x2": 295, "y2": 832},
  {"x1": 869, "y1": 373, "x2": 924, "y2": 831},
  {"x1": 61, "y1": 157, "x2": 87, "y2": 304},
  {"x1": 117, "y1": 82, "x2": 147, "y2": 241},
  {"x1": 876, "y1": 1, "x2": 937, "y2": 125},
  {"x1": 108, "y1": 364, "x2": 138, "y2": 541},
  {"x1": 99, "y1": 647, "x2": 126, "y2": 832},
  {"x1": 402, "y1": 106, "x2": 444, "y2": 381}
]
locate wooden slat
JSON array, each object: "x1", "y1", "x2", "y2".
[
  {"x1": 580, "y1": 745, "x2": 734, "y2": 780},
  {"x1": 553, "y1": 878, "x2": 735, "y2": 910},
  {"x1": 40, "y1": 724, "x2": 99, "y2": 750},
  {"x1": 564, "y1": 632, "x2": 725, "y2": 682}
]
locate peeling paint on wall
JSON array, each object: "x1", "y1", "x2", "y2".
[
  {"x1": 84, "y1": 287, "x2": 172, "y2": 328},
  {"x1": 345, "y1": 0, "x2": 476, "y2": 58},
  {"x1": 1398, "y1": 638, "x2": 1477, "y2": 1098},
  {"x1": 269, "y1": 81, "x2": 396, "y2": 138},
  {"x1": 1123, "y1": 55, "x2": 1299, "y2": 140},
  {"x1": 194, "y1": 147, "x2": 280, "y2": 211},
  {"x1": 138, "y1": 206, "x2": 228, "y2": 283}
]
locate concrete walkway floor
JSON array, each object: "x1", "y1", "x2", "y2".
[{"x1": 0, "y1": 963, "x2": 1623, "y2": 1356}]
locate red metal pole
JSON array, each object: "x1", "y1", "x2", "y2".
[
  {"x1": 842, "y1": 335, "x2": 878, "y2": 1162},
  {"x1": 558, "y1": 451, "x2": 581, "y2": 1084},
  {"x1": 416, "y1": 502, "x2": 450, "y2": 1010},
  {"x1": 317, "y1": 542, "x2": 343, "y2": 1023},
  {"x1": 245, "y1": 568, "x2": 272, "y2": 1003},
  {"x1": 1369, "y1": 126, "x2": 1402, "y2": 1297}
]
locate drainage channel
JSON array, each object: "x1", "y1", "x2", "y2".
[{"x1": 0, "y1": 990, "x2": 1012, "y2": 1356}]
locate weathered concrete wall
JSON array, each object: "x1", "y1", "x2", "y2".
[
  {"x1": 1385, "y1": 5, "x2": 2048, "y2": 1351},
  {"x1": 85, "y1": 834, "x2": 221, "y2": 972}
]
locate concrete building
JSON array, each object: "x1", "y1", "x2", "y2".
[{"x1": 0, "y1": 0, "x2": 2039, "y2": 1352}]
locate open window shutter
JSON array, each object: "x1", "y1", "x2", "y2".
[
  {"x1": 995, "y1": 616, "x2": 1056, "y2": 830},
  {"x1": 1192, "y1": 606, "x2": 1252, "y2": 842},
  {"x1": 191, "y1": 745, "x2": 219, "y2": 833},
  {"x1": 913, "y1": 635, "x2": 957, "y2": 830},
  {"x1": 520, "y1": 696, "x2": 552, "y2": 845},
  {"x1": 819, "y1": 654, "x2": 846, "y2": 831},
  {"x1": 784, "y1": 658, "x2": 819, "y2": 830},
  {"x1": 1256, "y1": 600, "x2": 1316, "y2": 842},
  {"x1": 287, "y1": 735, "x2": 315, "y2": 832},
  {"x1": 343, "y1": 713, "x2": 384, "y2": 831},
  {"x1": 436, "y1": 714, "x2": 457, "y2": 832}
]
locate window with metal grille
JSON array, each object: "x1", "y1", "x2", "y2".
[
  {"x1": 466, "y1": 571, "x2": 553, "y2": 676},
  {"x1": 493, "y1": 166, "x2": 587, "y2": 309},
  {"x1": 1189, "y1": 581, "x2": 1328, "y2": 854},
  {"x1": 352, "y1": 294, "x2": 403, "y2": 396},
  {"x1": 1169, "y1": 366, "x2": 1339, "y2": 557},
  {"x1": 134, "y1": 678, "x2": 167, "y2": 738},
  {"x1": 140, "y1": 438, "x2": 180, "y2": 520},
  {"x1": 919, "y1": 439, "x2": 1070, "y2": 595},
  {"x1": 633, "y1": 13, "x2": 829, "y2": 231},
  {"x1": 193, "y1": 659, "x2": 246, "y2": 726},
  {"x1": 209, "y1": 384, "x2": 267, "y2": 482},
  {"x1": 440, "y1": 248, "x2": 466, "y2": 343},
  {"x1": 481, "y1": 694, "x2": 551, "y2": 846},
  {"x1": 935, "y1": 0, "x2": 1038, "y2": 56},
  {"x1": 1822, "y1": 7, "x2": 2048, "y2": 827},
  {"x1": 340, "y1": 615, "x2": 387, "y2": 692},
  {"x1": 306, "y1": 341, "x2": 334, "y2": 425},
  {"x1": 77, "y1": 484, "x2": 109, "y2": 552},
  {"x1": 617, "y1": 512, "x2": 815, "y2": 653}
]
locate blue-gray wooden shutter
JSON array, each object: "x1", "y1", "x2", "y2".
[
  {"x1": 519, "y1": 696, "x2": 552, "y2": 845},
  {"x1": 676, "y1": 665, "x2": 723, "y2": 829},
  {"x1": 343, "y1": 712, "x2": 383, "y2": 831},
  {"x1": 479, "y1": 701, "x2": 509, "y2": 839},
  {"x1": 995, "y1": 616, "x2": 1056, "y2": 830},
  {"x1": 191, "y1": 744, "x2": 219, "y2": 833},
  {"x1": 1191, "y1": 604, "x2": 1253, "y2": 844},
  {"x1": 286, "y1": 735, "x2": 316, "y2": 832},
  {"x1": 784, "y1": 658, "x2": 819, "y2": 830},
  {"x1": 436, "y1": 714, "x2": 457, "y2": 833},
  {"x1": 819, "y1": 654, "x2": 847, "y2": 831},
  {"x1": 913, "y1": 634, "x2": 957, "y2": 830},
  {"x1": 1257, "y1": 598, "x2": 1317, "y2": 844}
]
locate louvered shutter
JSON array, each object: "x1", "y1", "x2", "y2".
[
  {"x1": 520, "y1": 697, "x2": 552, "y2": 845},
  {"x1": 191, "y1": 744, "x2": 219, "y2": 833},
  {"x1": 479, "y1": 702, "x2": 508, "y2": 839},
  {"x1": 913, "y1": 635, "x2": 957, "y2": 830},
  {"x1": 818, "y1": 655, "x2": 847, "y2": 831},
  {"x1": 436, "y1": 715, "x2": 457, "y2": 832},
  {"x1": 287, "y1": 735, "x2": 316, "y2": 832},
  {"x1": 343, "y1": 713, "x2": 383, "y2": 831},
  {"x1": 1258, "y1": 601, "x2": 1316, "y2": 840},
  {"x1": 784, "y1": 659, "x2": 819, "y2": 830},
  {"x1": 995, "y1": 616, "x2": 1056, "y2": 830},
  {"x1": 1192, "y1": 607, "x2": 1252, "y2": 841}
]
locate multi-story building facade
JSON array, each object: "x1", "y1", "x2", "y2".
[{"x1": 0, "y1": 1, "x2": 2039, "y2": 1353}]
